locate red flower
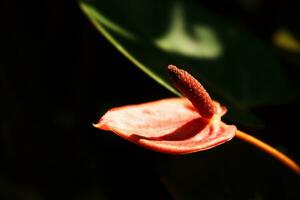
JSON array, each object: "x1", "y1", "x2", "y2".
[
  {"x1": 93, "y1": 65, "x2": 300, "y2": 175},
  {"x1": 94, "y1": 65, "x2": 236, "y2": 154}
]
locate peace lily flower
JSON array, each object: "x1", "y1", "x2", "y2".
[{"x1": 94, "y1": 65, "x2": 300, "y2": 175}]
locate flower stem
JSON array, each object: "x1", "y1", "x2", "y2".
[{"x1": 236, "y1": 130, "x2": 300, "y2": 176}]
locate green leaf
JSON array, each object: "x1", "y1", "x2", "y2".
[
  {"x1": 79, "y1": 0, "x2": 297, "y2": 127},
  {"x1": 273, "y1": 28, "x2": 300, "y2": 53}
]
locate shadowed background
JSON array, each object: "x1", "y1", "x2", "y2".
[{"x1": 1, "y1": 0, "x2": 300, "y2": 199}]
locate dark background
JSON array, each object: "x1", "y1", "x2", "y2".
[{"x1": 1, "y1": 0, "x2": 299, "y2": 199}]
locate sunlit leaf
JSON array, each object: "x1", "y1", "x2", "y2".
[
  {"x1": 79, "y1": 0, "x2": 297, "y2": 127},
  {"x1": 154, "y1": 4, "x2": 222, "y2": 59},
  {"x1": 273, "y1": 28, "x2": 300, "y2": 53}
]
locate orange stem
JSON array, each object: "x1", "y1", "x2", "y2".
[{"x1": 236, "y1": 130, "x2": 300, "y2": 176}]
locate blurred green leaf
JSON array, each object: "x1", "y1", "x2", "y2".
[
  {"x1": 273, "y1": 28, "x2": 300, "y2": 66},
  {"x1": 273, "y1": 28, "x2": 300, "y2": 53},
  {"x1": 79, "y1": 0, "x2": 297, "y2": 127}
]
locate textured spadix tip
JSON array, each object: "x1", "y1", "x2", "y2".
[{"x1": 168, "y1": 65, "x2": 216, "y2": 119}]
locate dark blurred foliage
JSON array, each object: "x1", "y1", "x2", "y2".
[{"x1": 0, "y1": 0, "x2": 299, "y2": 199}]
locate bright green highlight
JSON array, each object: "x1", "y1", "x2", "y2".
[
  {"x1": 155, "y1": 3, "x2": 222, "y2": 59},
  {"x1": 273, "y1": 28, "x2": 300, "y2": 53}
]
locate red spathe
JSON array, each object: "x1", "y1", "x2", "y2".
[{"x1": 95, "y1": 98, "x2": 236, "y2": 154}]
